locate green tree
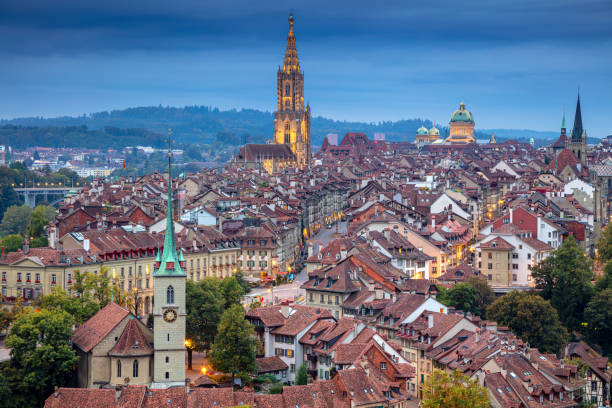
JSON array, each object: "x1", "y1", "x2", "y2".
[
  {"x1": 439, "y1": 283, "x2": 479, "y2": 316},
  {"x1": 467, "y1": 277, "x2": 494, "y2": 317},
  {"x1": 26, "y1": 205, "x2": 55, "y2": 238},
  {"x1": 0, "y1": 234, "x2": 23, "y2": 253},
  {"x1": 220, "y1": 276, "x2": 245, "y2": 309},
  {"x1": 530, "y1": 235, "x2": 594, "y2": 332},
  {"x1": 186, "y1": 279, "x2": 223, "y2": 368},
  {"x1": 5, "y1": 308, "x2": 78, "y2": 407},
  {"x1": 0, "y1": 205, "x2": 31, "y2": 237},
  {"x1": 234, "y1": 269, "x2": 251, "y2": 294},
  {"x1": 30, "y1": 236, "x2": 48, "y2": 248},
  {"x1": 296, "y1": 363, "x2": 308, "y2": 385},
  {"x1": 596, "y1": 224, "x2": 612, "y2": 265},
  {"x1": 595, "y1": 261, "x2": 612, "y2": 292},
  {"x1": 486, "y1": 290, "x2": 568, "y2": 353},
  {"x1": 584, "y1": 289, "x2": 612, "y2": 357},
  {"x1": 0, "y1": 185, "x2": 21, "y2": 219},
  {"x1": 37, "y1": 287, "x2": 100, "y2": 324},
  {"x1": 421, "y1": 370, "x2": 489, "y2": 408},
  {"x1": 209, "y1": 304, "x2": 257, "y2": 384}
]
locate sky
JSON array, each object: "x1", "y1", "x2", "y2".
[{"x1": 1, "y1": 0, "x2": 611, "y2": 136}]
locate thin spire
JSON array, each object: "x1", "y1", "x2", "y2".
[
  {"x1": 283, "y1": 11, "x2": 300, "y2": 73},
  {"x1": 571, "y1": 92, "x2": 584, "y2": 142},
  {"x1": 561, "y1": 106, "x2": 566, "y2": 130},
  {"x1": 154, "y1": 129, "x2": 185, "y2": 276}
]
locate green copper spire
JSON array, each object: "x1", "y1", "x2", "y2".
[
  {"x1": 154, "y1": 130, "x2": 185, "y2": 276},
  {"x1": 561, "y1": 109, "x2": 566, "y2": 130}
]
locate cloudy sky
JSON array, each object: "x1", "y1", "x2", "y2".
[{"x1": 1, "y1": 0, "x2": 611, "y2": 136}]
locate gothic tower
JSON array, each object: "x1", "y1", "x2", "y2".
[
  {"x1": 570, "y1": 93, "x2": 587, "y2": 165},
  {"x1": 273, "y1": 12, "x2": 311, "y2": 169},
  {"x1": 151, "y1": 136, "x2": 186, "y2": 389}
]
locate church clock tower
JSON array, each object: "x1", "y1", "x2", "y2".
[
  {"x1": 151, "y1": 134, "x2": 186, "y2": 389},
  {"x1": 273, "y1": 12, "x2": 312, "y2": 169}
]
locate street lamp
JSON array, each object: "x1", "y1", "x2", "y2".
[{"x1": 185, "y1": 339, "x2": 194, "y2": 370}]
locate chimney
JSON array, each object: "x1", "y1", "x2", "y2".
[
  {"x1": 280, "y1": 303, "x2": 291, "y2": 318},
  {"x1": 1, "y1": 246, "x2": 5, "y2": 261},
  {"x1": 383, "y1": 229, "x2": 390, "y2": 240},
  {"x1": 375, "y1": 286, "x2": 383, "y2": 300},
  {"x1": 340, "y1": 246, "x2": 347, "y2": 260},
  {"x1": 218, "y1": 216, "x2": 224, "y2": 233},
  {"x1": 308, "y1": 242, "x2": 314, "y2": 257},
  {"x1": 431, "y1": 217, "x2": 436, "y2": 228},
  {"x1": 428, "y1": 313, "x2": 434, "y2": 329},
  {"x1": 22, "y1": 236, "x2": 30, "y2": 254},
  {"x1": 83, "y1": 239, "x2": 90, "y2": 252}
]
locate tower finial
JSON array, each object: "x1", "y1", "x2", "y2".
[{"x1": 283, "y1": 11, "x2": 299, "y2": 73}]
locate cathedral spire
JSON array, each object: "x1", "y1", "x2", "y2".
[
  {"x1": 154, "y1": 129, "x2": 185, "y2": 276},
  {"x1": 283, "y1": 12, "x2": 300, "y2": 73},
  {"x1": 571, "y1": 92, "x2": 584, "y2": 142}
]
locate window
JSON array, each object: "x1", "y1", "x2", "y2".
[
  {"x1": 285, "y1": 83, "x2": 290, "y2": 95},
  {"x1": 133, "y1": 360, "x2": 139, "y2": 377},
  {"x1": 138, "y1": 265, "x2": 142, "y2": 276},
  {"x1": 17, "y1": 273, "x2": 22, "y2": 282},
  {"x1": 488, "y1": 263, "x2": 493, "y2": 270},
  {"x1": 488, "y1": 253, "x2": 492, "y2": 259},
  {"x1": 165, "y1": 356, "x2": 169, "y2": 363},
  {"x1": 167, "y1": 286, "x2": 174, "y2": 304},
  {"x1": 1, "y1": 272, "x2": 4, "y2": 281},
  {"x1": 117, "y1": 360, "x2": 122, "y2": 377},
  {"x1": 380, "y1": 362, "x2": 387, "y2": 370},
  {"x1": 26, "y1": 272, "x2": 31, "y2": 282},
  {"x1": 165, "y1": 372, "x2": 170, "y2": 379},
  {"x1": 121, "y1": 267, "x2": 125, "y2": 277},
  {"x1": 512, "y1": 274, "x2": 518, "y2": 281},
  {"x1": 290, "y1": 364, "x2": 295, "y2": 373},
  {"x1": 512, "y1": 253, "x2": 518, "y2": 259},
  {"x1": 512, "y1": 264, "x2": 518, "y2": 269},
  {"x1": 320, "y1": 294, "x2": 324, "y2": 303},
  {"x1": 527, "y1": 253, "x2": 531, "y2": 260},
  {"x1": 335, "y1": 296, "x2": 339, "y2": 305},
  {"x1": 309, "y1": 293, "x2": 313, "y2": 302}
]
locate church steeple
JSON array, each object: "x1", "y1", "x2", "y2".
[
  {"x1": 154, "y1": 130, "x2": 185, "y2": 277},
  {"x1": 571, "y1": 93, "x2": 584, "y2": 143},
  {"x1": 561, "y1": 108, "x2": 566, "y2": 136},
  {"x1": 283, "y1": 12, "x2": 300, "y2": 74}
]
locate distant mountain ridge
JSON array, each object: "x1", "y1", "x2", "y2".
[{"x1": 1, "y1": 105, "x2": 560, "y2": 146}]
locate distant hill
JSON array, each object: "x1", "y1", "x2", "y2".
[{"x1": 1, "y1": 105, "x2": 562, "y2": 147}]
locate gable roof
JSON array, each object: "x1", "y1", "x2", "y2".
[{"x1": 72, "y1": 302, "x2": 130, "y2": 352}]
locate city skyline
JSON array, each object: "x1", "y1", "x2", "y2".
[{"x1": 1, "y1": 0, "x2": 611, "y2": 136}]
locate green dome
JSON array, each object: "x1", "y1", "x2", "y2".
[
  {"x1": 417, "y1": 125, "x2": 429, "y2": 135},
  {"x1": 428, "y1": 126, "x2": 440, "y2": 136},
  {"x1": 450, "y1": 102, "x2": 474, "y2": 123}
]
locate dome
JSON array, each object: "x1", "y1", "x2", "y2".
[
  {"x1": 417, "y1": 125, "x2": 429, "y2": 135},
  {"x1": 428, "y1": 126, "x2": 440, "y2": 136},
  {"x1": 450, "y1": 102, "x2": 474, "y2": 123}
]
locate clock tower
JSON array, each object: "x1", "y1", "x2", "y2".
[{"x1": 151, "y1": 134, "x2": 187, "y2": 388}]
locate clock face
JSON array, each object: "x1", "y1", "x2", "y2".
[{"x1": 163, "y1": 308, "x2": 177, "y2": 323}]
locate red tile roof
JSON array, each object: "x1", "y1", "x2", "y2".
[
  {"x1": 108, "y1": 317, "x2": 153, "y2": 357},
  {"x1": 72, "y1": 302, "x2": 130, "y2": 352}
]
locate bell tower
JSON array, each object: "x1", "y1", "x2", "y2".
[
  {"x1": 151, "y1": 131, "x2": 186, "y2": 389},
  {"x1": 273, "y1": 12, "x2": 312, "y2": 169}
]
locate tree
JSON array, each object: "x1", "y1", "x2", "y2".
[
  {"x1": 26, "y1": 205, "x2": 55, "y2": 238},
  {"x1": 0, "y1": 234, "x2": 22, "y2": 253},
  {"x1": 234, "y1": 269, "x2": 251, "y2": 294},
  {"x1": 530, "y1": 235, "x2": 594, "y2": 332},
  {"x1": 438, "y1": 283, "x2": 479, "y2": 316},
  {"x1": 0, "y1": 185, "x2": 20, "y2": 220},
  {"x1": 486, "y1": 290, "x2": 568, "y2": 353},
  {"x1": 0, "y1": 205, "x2": 31, "y2": 237},
  {"x1": 186, "y1": 279, "x2": 224, "y2": 368},
  {"x1": 37, "y1": 287, "x2": 100, "y2": 324},
  {"x1": 30, "y1": 236, "x2": 48, "y2": 248},
  {"x1": 5, "y1": 308, "x2": 78, "y2": 407},
  {"x1": 596, "y1": 224, "x2": 612, "y2": 265},
  {"x1": 595, "y1": 261, "x2": 612, "y2": 292},
  {"x1": 220, "y1": 276, "x2": 245, "y2": 309},
  {"x1": 421, "y1": 370, "x2": 489, "y2": 408},
  {"x1": 209, "y1": 304, "x2": 257, "y2": 384},
  {"x1": 296, "y1": 364, "x2": 308, "y2": 385},
  {"x1": 584, "y1": 289, "x2": 612, "y2": 357},
  {"x1": 467, "y1": 276, "x2": 494, "y2": 317}
]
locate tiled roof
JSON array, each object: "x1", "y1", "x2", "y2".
[
  {"x1": 108, "y1": 317, "x2": 153, "y2": 357},
  {"x1": 72, "y1": 302, "x2": 130, "y2": 352},
  {"x1": 256, "y1": 356, "x2": 288, "y2": 373}
]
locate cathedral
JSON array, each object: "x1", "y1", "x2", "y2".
[
  {"x1": 235, "y1": 13, "x2": 312, "y2": 173},
  {"x1": 272, "y1": 12, "x2": 312, "y2": 169}
]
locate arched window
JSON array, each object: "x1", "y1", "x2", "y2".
[
  {"x1": 133, "y1": 360, "x2": 139, "y2": 377},
  {"x1": 285, "y1": 83, "x2": 290, "y2": 96},
  {"x1": 284, "y1": 100, "x2": 290, "y2": 110},
  {"x1": 167, "y1": 286, "x2": 174, "y2": 304},
  {"x1": 117, "y1": 360, "x2": 122, "y2": 377}
]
